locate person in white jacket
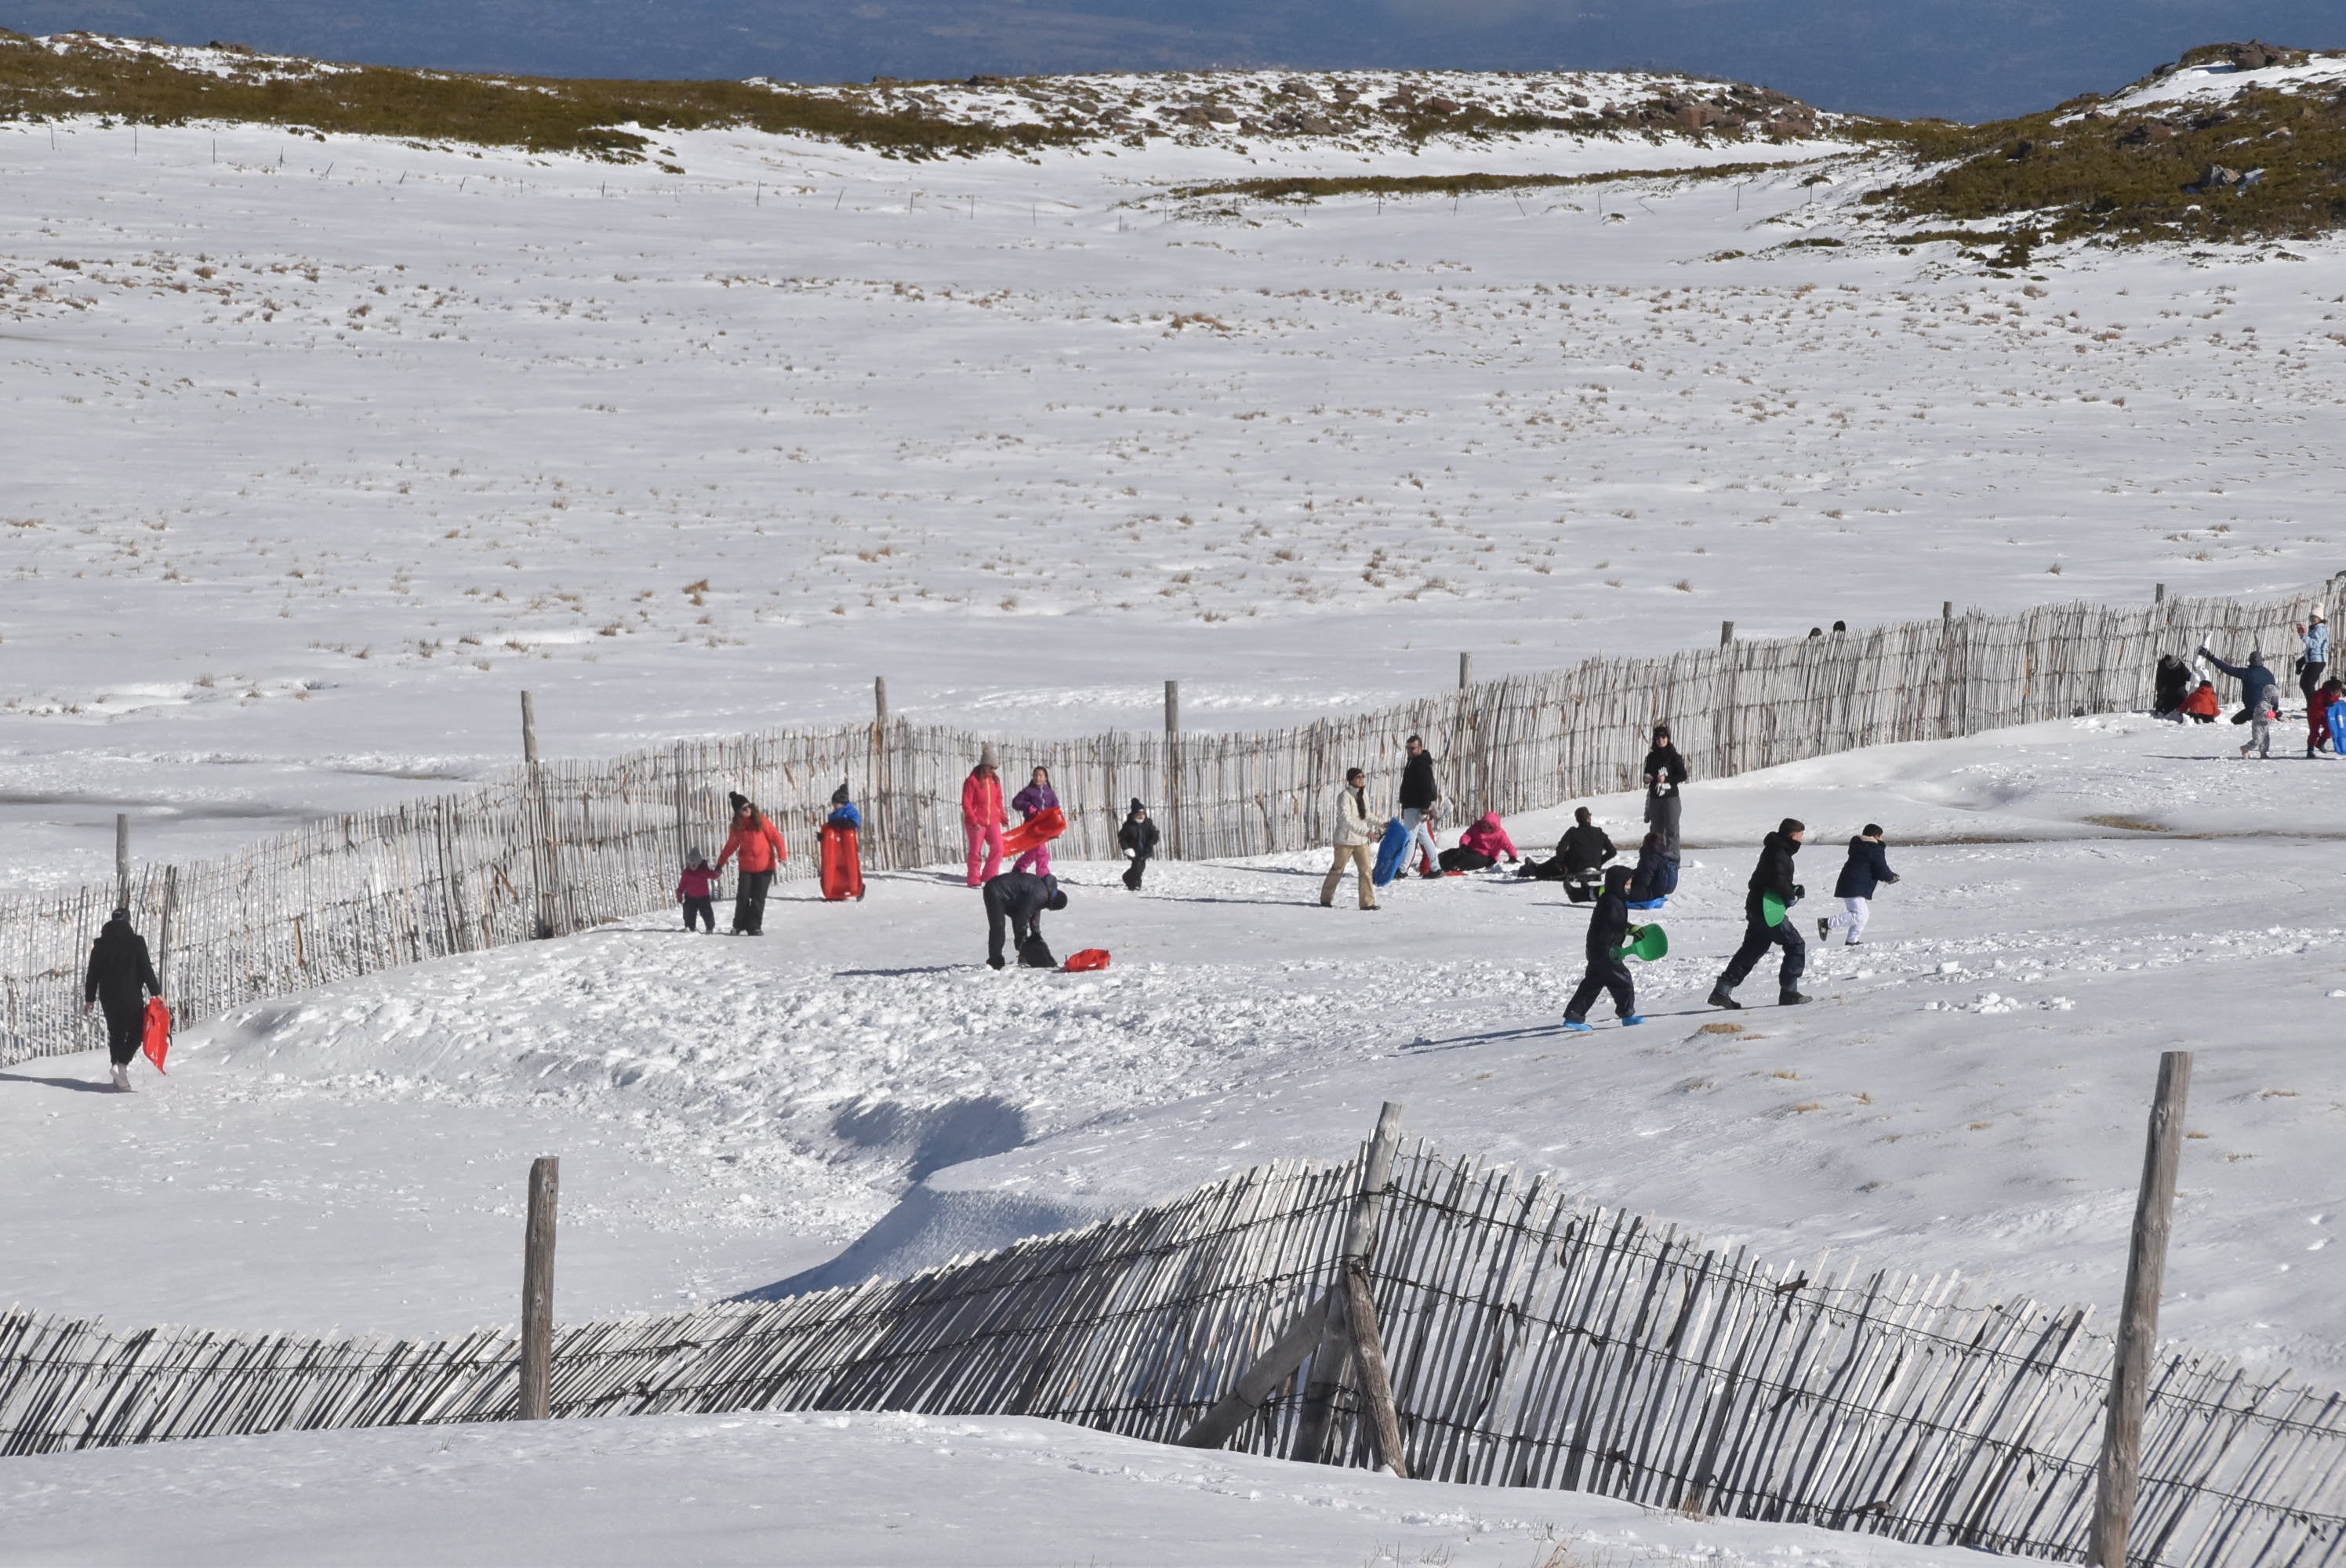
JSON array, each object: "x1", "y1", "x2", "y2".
[{"x1": 1320, "y1": 768, "x2": 1381, "y2": 910}]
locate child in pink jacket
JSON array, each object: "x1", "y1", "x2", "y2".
[{"x1": 1439, "y1": 812, "x2": 1520, "y2": 873}]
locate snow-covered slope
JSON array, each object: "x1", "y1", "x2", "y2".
[{"x1": 3, "y1": 97, "x2": 2341, "y2": 888}]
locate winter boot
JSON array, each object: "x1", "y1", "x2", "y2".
[
  {"x1": 1620, "y1": 1014, "x2": 1645, "y2": 1026},
  {"x1": 1707, "y1": 984, "x2": 1741, "y2": 1010},
  {"x1": 1817, "y1": 918, "x2": 1831, "y2": 942},
  {"x1": 1561, "y1": 1019, "x2": 1594, "y2": 1033},
  {"x1": 110, "y1": 1062, "x2": 132, "y2": 1091},
  {"x1": 1779, "y1": 990, "x2": 1812, "y2": 1007}
]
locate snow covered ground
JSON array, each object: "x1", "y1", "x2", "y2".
[
  {"x1": 5, "y1": 90, "x2": 2343, "y2": 887},
  {"x1": 0, "y1": 1410, "x2": 1970, "y2": 1567}
]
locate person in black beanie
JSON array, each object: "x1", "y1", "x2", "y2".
[
  {"x1": 83, "y1": 906, "x2": 162, "y2": 1092},
  {"x1": 1709, "y1": 818, "x2": 1810, "y2": 1009},
  {"x1": 1117, "y1": 799, "x2": 1159, "y2": 891}
]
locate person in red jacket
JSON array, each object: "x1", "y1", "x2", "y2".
[
  {"x1": 2181, "y1": 681, "x2": 2221, "y2": 723},
  {"x1": 714, "y1": 792, "x2": 786, "y2": 935},
  {"x1": 962, "y1": 746, "x2": 1008, "y2": 887},
  {"x1": 675, "y1": 848, "x2": 718, "y2": 933}
]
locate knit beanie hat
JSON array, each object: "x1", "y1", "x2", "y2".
[
  {"x1": 686, "y1": 847, "x2": 707, "y2": 866},
  {"x1": 728, "y1": 791, "x2": 749, "y2": 814},
  {"x1": 831, "y1": 782, "x2": 852, "y2": 806},
  {"x1": 1128, "y1": 797, "x2": 1146, "y2": 814},
  {"x1": 979, "y1": 742, "x2": 999, "y2": 771}
]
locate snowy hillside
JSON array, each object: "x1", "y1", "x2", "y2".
[{"x1": 4, "y1": 41, "x2": 2344, "y2": 887}]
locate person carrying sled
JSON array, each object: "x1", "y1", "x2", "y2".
[
  {"x1": 676, "y1": 848, "x2": 718, "y2": 932},
  {"x1": 1010, "y1": 766, "x2": 1059, "y2": 877},
  {"x1": 982, "y1": 869, "x2": 1066, "y2": 970},
  {"x1": 1397, "y1": 735, "x2": 1442, "y2": 879},
  {"x1": 83, "y1": 906, "x2": 162, "y2": 1092},
  {"x1": 1819, "y1": 825, "x2": 1898, "y2": 946},
  {"x1": 962, "y1": 746, "x2": 1008, "y2": 887},
  {"x1": 1118, "y1": 799, "x2": 1159, "y2": 891},
  {"x1": 1440, "y1": 811, "x2": 1518, "y2": 873},
  {"x1": 1563, "y1": 865, "x2": 1644, "y2": 1033},
  {"x1": 820, "y1": 782, "x2": 866, "y2": 901},
  {"x1": 1320, "y1": 768, "x2": 1379, "y2": 910},
  {"x1": 714, "y1": 793, "x2": 787, "y2": 935},
  {"x1": 1709, "y1": 818, "x2": 1810, "y2": 1010}
]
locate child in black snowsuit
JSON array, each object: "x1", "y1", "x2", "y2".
[
  {"x1": 1118, "y1": 799, "x2": 1159, "y2": 891},
  {"x1": 1563, "y1": 866, "x2": 1644, "y2": 1031}
]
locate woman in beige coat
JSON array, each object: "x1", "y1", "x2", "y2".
[{"x1": 1320, "y1": 768, "x2": 1380, "y2": 910}]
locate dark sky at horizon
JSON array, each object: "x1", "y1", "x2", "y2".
[{"x1": 6, "y1": 0, "x2": 2339, "y2": 122}]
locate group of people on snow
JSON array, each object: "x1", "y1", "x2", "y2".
[{"x1": 2155, "y1": 611, "x2": 2343, "y2": 760}]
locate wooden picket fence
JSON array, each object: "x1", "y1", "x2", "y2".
[
  {"x1": 3, "y1": 1142, "x2": 2342, "y2": 1566},
  {"x1": 2, "y1": 580, "x2": 2332, "y2": 1068}
]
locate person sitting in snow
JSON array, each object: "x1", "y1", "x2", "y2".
[
  {"x1": 1625, "y1": 829, "x2": 1678, "y2": 909},
  {"x1": 676, "y1": 849, "x2": 718, "y2": 933},
  {"x1": 1439, "y1": 811, "x2": 1519, "y2": 872},
  {"x1": 1517, "y1": 807, "x2": 1615, "y2": 895},
  {"x1": 1562, "y1": 865, "x2": 1643, "y2": 1034},
  {"x1": 2181, "y1": 678, "x2": 2221, "y2": 724},
  {"x1": 983, "y1": 869, "x2": 1066, "y2": 970},
  {"x1": 1818, "y1": 825, "x2": 1898, "y2": 947},
  {"x1": 1118, "y1": 799, "x2": 1159, "y2": 891},
  {"x1": 2153, "y1": 654, "x2": 2192, "y2": 718}
]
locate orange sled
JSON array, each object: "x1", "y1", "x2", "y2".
[
  {"x1": 819, "y1": 823, "x2": 865, "y2": 902},
  {"x1": 140, "y1": 996, "x2": 172, "y2": 1074},
  {"x1": 1000, "y1": 807, "x2": 1066, "y2": 858}
]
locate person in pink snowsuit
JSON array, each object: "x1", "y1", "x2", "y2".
[
  {"x1": 962, "y1": 746, "x2": 1008, "y2": 887},
  {"x1": 1010, "y1": 766, "x2": 1059, "y2": 877},
  {"x1": 1437, "y1": 811, "x2": 1519, "y2": 872}
]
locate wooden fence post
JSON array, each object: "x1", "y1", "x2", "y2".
[
  {"x1": 1164, "y1": 680, "x2": 1182, "y2": 862},
  {"x1": 1719, "y1": 619, "x2": 1734, "y2": 647},
  {"x1": 1291, "y1": 1100, "x2": 1406, "y2": 1465},
  {"x1": 672, "y1": 742, "x2": 692, "y2": 866},
  {"x1": 2089, "y1": 1051, "x2": 2192, "y2": 1568},
  {"x1": 1456, "y1": 652, "x2": 1477, "y2": 818},
  {"x1": 871, "y1": 677, "x2": 890, "y2": 870},
  {"x1": 519, "y1": 1155, "x2": 559, "y2": 1421},
  {"x1": 157, "y1": 866, "x2": 177, "y2": 996},
  {"x1": 521, "y1": 691, "x2": 560, "y2": 939},
  {"x1": 1458, "y1": 652, "x2": 1472, "y2": 690},
  {"x1": 114, "y1": 814, "x2": 129, "y2": 909}
]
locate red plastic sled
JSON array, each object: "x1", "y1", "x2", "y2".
[
  {"x1": 819, "y1": 822, "x2": 865, "y2": 902},
  {"x1": 1063, "y1": 949, "x2": 1111, "y2": 973},
  {"x1": 1000, "y1": 807, "x2": 1066, "y2": 857},
  {"x1": 140, "y1": 996, "x2": 172, "y2": 1075}
]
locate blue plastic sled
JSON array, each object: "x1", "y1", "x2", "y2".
[
  {"x1": 1625, "y1": 896, "x2": 1669, "y2": 912},
  {"x1": 1371, "y1": 818, "x2": 1412, "y2": 887}
]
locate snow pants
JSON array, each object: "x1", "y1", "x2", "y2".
[
  {"x1": 2243, "y1": 715, "x2": 2273, "y2": 758},
  {"x1": 1122, "y1": 851, "x2": 1150, "y2": 891},
  {"x1": 1437, "y1": 848, "x2": 1496, "y2": 873},
  {"x1": 982, "y1": 884, "x2": 1041, "y2": 970},
  {"x1": 1643, "y1": 789, "x2": 1683, "y2": 857},
  {"x1": 1012, "y1": 840, "x2": 1053, "y2": 878},
  {"x1": 1822, "y1": 895, "x2": 1869, "y2": 944},
  {"x1": 732, "y1": 870, "x2": 773, "y2": 935},
  {"x1": 101, "y1": 1001, "x2": 143, "y2": 1067},
  {"x1": 682, "y1": 896, "x2": 714, "y2": 932},
  {"x1": 1321, "y1": 844, "x2": 1377, "y2": 909},
  {"x1": 964, "y1": 822, "x2": 1004, "y2": 887},
  {"x1": 2302, "y1": 660, "x2": 2326, "y2": 710},
  {"x1": 1564, "y1": 956, "x2": 1635, "y2": 1025},
  {"x1": 1721, "y1": 911, "x2": 1806, "y2": 996},
  {"x1": 1400, "y1": 808, "x2": 1440, "y2": 877}
]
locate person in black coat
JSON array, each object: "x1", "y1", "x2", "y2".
[
  {"x1": 1819, "y1": 826, "x2": 1899, "y2": 946},
  {"x1": 983, "y1": 871, "x2": 1066, "y2": 969},
  {"x1": 1563, "y1": 866, "x2": 1644, "y2": 1031},
  {"x1": 1396, "y1": 735, "x2": 1441, "y2": 877},
  {"x1": 1518, "y1": 808, "x2": 1616, "y2": 893},
  {"x1": 1625, "y1": 830, "x2": 1678, "y2": 906},
  {"x1": 1642, "y1": 724, "x2": 1687, "y2": 854},
  {"x1": 1709, "y1": 819, "x2": 1810, "y2": 1008},
  {"x1": 1117, "y1": 800, "x2": 1159, "y2": 891},
  {"x1": 83, "y1": 907, "x2": 162, "y2": 1091},
  {"x1": 2153, "y1": 655, "x2": 2192, "y2": 717}
]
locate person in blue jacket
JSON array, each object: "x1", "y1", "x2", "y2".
[
  {"x1": 826, "y1": 782, "x2": 861, "y2": 830},
  {"x1": 2296, "y1": 609, "x2": 2330, "y2": 719},
  {"x1": 1819, "y1": 826, "x2": 1899, "y2": 946},
  {"x1": 2199, "y1": 642, "x2": 2279, "y2": 745}
]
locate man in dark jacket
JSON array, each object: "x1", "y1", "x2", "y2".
[
  {"x1": 1563, "y1": 866, "x2": 1644, "y2": 1032},
  {"x1": 1557, "y1": 808, "x2": 1616, "y2": 902},
  {"x1": 1117, "y1": 800, "x2": 1159, "y2": 891},
  {"x1": 1397, "y1": 735, "x2": 1440, "y2": 878},
  {"x1": 1709, "y1": 819, "x2": 1809, "y2": 1008},
  {"x1": 983, "y1": 870, "x2": 1067, "y2": 969},
  {"x1": 83, "y1": 907, "x2": 162, "y2": 1091},
  {"x1": 1820, "y1": 826, "x2": 1899, "y2": 946}
]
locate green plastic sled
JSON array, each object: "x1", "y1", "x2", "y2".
[
  {"x1": 1611, "y1": 924, "x2": 1669, "y2": 963},
  {"x1": 1761, "y1": 891, "x2": 1791, "y2": 928}
]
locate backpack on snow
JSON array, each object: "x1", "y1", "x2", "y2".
[{"x1": 1017, "y1": 933, "x2": 1057, "y2": 969}]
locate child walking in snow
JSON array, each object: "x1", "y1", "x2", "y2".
[
  {"x1": 1118, "y1": 799, "x2": 1159, "y2": 891},
  {"x1": 1562, "y1": 866, "x2": 1643, "y2": 1033},
  {"x1": 1818, "y1": 825, "x2": 1898, "y2": 947},
  {"x1": 676, "y1": 850, "x2": 717, "y2": 933},
  {"x1": 1011, "y1": 766, "x2": 1059, "y2": 877}
]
